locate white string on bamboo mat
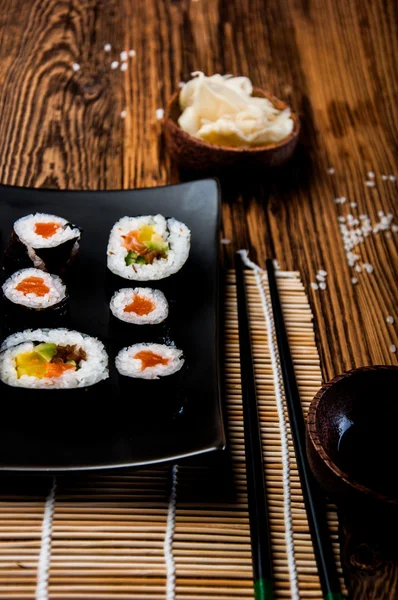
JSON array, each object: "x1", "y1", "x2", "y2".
[
  {"x1": 164, "y1": 464, "x2": 178, "y2": 600},
  {"x1": 237, "y1": 250, "x2": 300, "y2": 600},
  {"x1": 36, "y1": 476, "x2": 56, "y2": 600}
]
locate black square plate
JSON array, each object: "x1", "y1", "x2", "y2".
[{"x1": 0, "y1": 179, "x2": 225, "y2": 471}]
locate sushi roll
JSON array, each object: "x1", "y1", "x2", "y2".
[
  {"x1": 110, "y1": 288, "x2": 168, "y2": 325},
  {"x1": 3, "y1": 213, "x2": 82, "y2": 274},
  {"x1": 2, "y1": 268, "x2": 68, "y2": 332},
  {"x1": 0, "y1": 329, "x2": 108, "y2": 389},
  {"x1": 107, "y1": 214, "x2": 190, "y2": 281},
  {"x1": 116, "y1": 343, "x2": 184, "y2": 380}
]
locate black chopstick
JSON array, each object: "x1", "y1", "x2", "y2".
[
  {"x1": 265, "y1": 258, "x2": 344, "y2": 600},
  {"x1": 235, "y1": 253, "x2": 274, "y2": 600}
]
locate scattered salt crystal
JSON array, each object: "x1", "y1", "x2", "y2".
[
  {"x1": 319, "y1": 282, "x2": 327, "y2": 290},
  {"x1": 72, "y1": 63, "x2": 80, "y2": 71},
  {"x1": 120, "y1": 62, "x2": 128, "y2": 71},
  {"x1": 316, "y1": 273, "x2": 326, "y2": 282},
  {"x1": 351, "y1": 277, "x2": 358, "y2": 285},
  {"x1": 310, "y1": 282, "x2": 319, "y2": 290},
  {"x1": 327, "y1": 168, "x2": 335, "y2": 174},
  {"x1": 381, "y1": 175, "x2": 388, "y2": 181},
  {"x1": 156, "y1": 108, "x2": 164, "y2": 120},
  {"x1": 392, "y1": 225, "x2": 398, "y2": 233},
  {"x1": 111, "y1": 61, "x2": 119, "y2": 69},
  {"x1": 390, "y1": 344, "x2": 397, "y2": 354},
  {"x1": 363, "y1": 263, "x2": 373, "y2": 273},
  {"x1": 386, "y1": 316, "x2": 394, "y2": 324},
  {"x1": 386, "y1": 232, "x2": 392, "y2": 239},
  {"x1": 120, "y1": 51, "x2": 128, "y2": 61},
  {"x1": 104, "y1": 43, "x2": 111, "y2": 52},
  {"x1": 129, "y1": 49, "x2": 136, "y2": 57},
  {"x1": 338, "y1": 216, "x2": 345, "y2": 223},
  {"x1": 220, "y1": 238, "x2": 231, "y2": 245},
  {"x1": 178, "y1": 82, "x2": 185, "y2": 88},
  {"x1": 378, "y1": 210, "x2": 385, "y2": 217},
  {"x1": 355, "y1": 265, "x2": 361, "y2": 273},
  {"x1": 389, "y1": 175, "x2": 396, "y2": 182},
  {"x1": 318, "y1": 269, "x2": 327, "y2": 277},
  {"x1": 350, "y1": 202, "x2": 357, "y2": 208},
  {"x1": 365, "y1": 181, "x2": 376, "y2": 187},
  {"x1": 273, "y1": 259, "x2": 280, "y2": 270},
  {"x1": 120, "y1": 110, "x2": 127, "y2": 119},
  {"x1": 367, "y1": 171, "x2": 375, "y2": 179}
]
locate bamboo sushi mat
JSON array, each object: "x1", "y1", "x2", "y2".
[{"x1": 0, "y1": 269, "x2": 346, "y2": 599}]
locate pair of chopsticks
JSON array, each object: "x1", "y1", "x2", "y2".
[{"x1": 235, "y1": 253, "x2": 344, "y2": 600}]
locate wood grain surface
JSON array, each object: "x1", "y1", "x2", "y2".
[{"x1": 0, "y1": 0, "x2": 396, "y2": 597}]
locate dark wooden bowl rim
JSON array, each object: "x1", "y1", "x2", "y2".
[
  {"x1": 164, "y1": 88, "x2": 300, "y2": 154},
  {"x1": 308, "y1": 365, "x2": 398, "y2": 505}
]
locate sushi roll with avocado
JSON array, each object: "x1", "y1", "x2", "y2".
[
  {"x1": 110, "y1": 288, "x2": 168, "y2": 325},
  {"x1": 0, "y1": 329, "x2": 108, "y2": 389},
  {"x1": 3, "y1": 213, "x2": 82, "y2": 274},
  {"x1": 116, "y1": 343, "x2": 184, "y2": 380},
  {"x1": 2, "y1": 268, "x2": 68, "y2": 332},
  {"x1": 107, "y1": 215, "x2": 190, "y2": 281}
]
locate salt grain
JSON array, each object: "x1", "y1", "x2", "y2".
[
  {"x1": 120, "y1": 110, "x2": 127, "y2": 119},
  {"x1": 386, "y1": 316, "x2": 394, "y2": 324},
  {"x1": 382, "y1": 175, "x2": 388, "y2": 181},
  {"x1": 390, "y1": 345, "x2": 397, "y2": 354},
  {"x1": 338, "y1": 216, "x2": 345, "y2": 223},
  {"x1": 327, "y1": 168, "x2": 335, "y2": 175},
  {"x1": 378, "y1": 210, "x2": 385, "y2": 217},
  {"x1": 178, "y1": 82, "x2": 185, "y2": 88},
  {"x1": 316, "y1": 273, "x2": 326, "y2": 282},
  {"x1": 367, "y1": 171, "x2": 375, "y2": 179},
  {"x1": 386, "y1": 232, "x2": 392, "y2": 239},
  {"x1": 104, "y1": 44, "x2": 111, "y2": 52},
  {"x1": 156, "y1": 108, "x2": 164, "y2": 120},
  {"x1": 355, "y1": 265, "x2": 361, "y2": 273},
  {"x1": 273, "y1": 259, "x2": 280, "y2": 270},
  {"x1": 111, "y1": 61, "x2": 119, "y2": 69},
  {"x1": 120, "y1": 62, "x2": 128, "y2": 71},
  {"x1": 350, "y1": 202, "x2": 357, "y2": 208},
  {"x1": 392, "y1": 225, "x2": 398, "y2": 233},
  {"x1": 72, "y1": 63, "x2": 80, "y2": 71},
  {"x1": 363, "y1": 263, "x2": 374, "y2": 273},
  {"x1": 129, "y1": 50, "x2": 136, "y2": 57},
  {"x1": 319, "y1": 282, "x2": 327, "y2": 290},
  {"x1": 365, "y1": 181, "x2": 376, "y2": 187},
  {"x1": 120, "y1": 51, "x2": 128, "y2": 61},
  {"x1": 389, "y1": 175, "x2": 396, "y2": 182},
  {"x1": 318, "y1": 269, "x2": 327, "y2": 277},
  {"x1": 220, "y1": 238, "x2": 231, "y2": 245},
  {"x1": 310, "y1": 282, "x2": 319, "y2": 290},
  {"x1": 351, "y1": 277, "x2": 358, "y2": 285}
]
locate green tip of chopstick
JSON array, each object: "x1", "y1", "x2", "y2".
[
  {"x1": 325, "y1": 593, "x2": 345, "y2": 600},
  {"x1": 254, "y1": 578, "x2": 274, "y2": 600}
]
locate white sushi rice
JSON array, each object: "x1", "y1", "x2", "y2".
[
  {"x1": 0, "y1": 329, "x2": 108, "y2": 389},
  {"x1": 116, "y1": 343, "x2": 184, "y2": 380},
  {"x1": 107, "y1": 215, "x2": 190, "y2": 281},
  {"x1": 14, "y1": 213, "x2": 81, "y2": 249},
  {"x1": 110, "y1": 288, "x2": 168, "y2": 325},
  {"x1": 2, "y1": 268, "x2": 67, "y2": 309}
]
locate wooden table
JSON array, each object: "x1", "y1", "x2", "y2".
[{"x1": 0, "y1": 0, "x2": 396, "y2": 597}]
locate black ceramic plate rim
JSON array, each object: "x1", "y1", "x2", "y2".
[{"x1": 0, "y1": 178, "x2": 225, "y2": 472}]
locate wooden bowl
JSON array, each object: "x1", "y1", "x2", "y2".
[
  {"x1": 307, "y1": 366, "x2": 398, "y2": 508},
  {"x1": 164, "y1": 88, "x2": 300, "y2": 173}
]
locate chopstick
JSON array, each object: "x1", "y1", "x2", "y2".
[
  {"x1": 235, "y1": 253, "x2": 274, "y2": 600},
  {"x1": 265, "y1": 258, "x2": 344, "y2": 600}
]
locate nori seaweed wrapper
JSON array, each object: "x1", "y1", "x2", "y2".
[
  {"x1": 2, "y1": 223, "x2": 82, "y2": 276},
  {"x1": 1, "y1": 292, "x2": 69, "y2": 336}
]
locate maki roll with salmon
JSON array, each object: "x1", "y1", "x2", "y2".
[
  {"x1": 110, "y1": 288, "x2": 168, "y2": 325},
  {"x1": 3, "y1": 213, "x2": 82, "y2": 275},
  {"x1": 0, "y1": 329, "x2": 108, "y2": 389},
  {"x1": 116, "y1": 342, "x2": 184, "y2": 380},
  {"x1": 107, "y1": 215, "x2": 190, "y2": 281},
  {"x1": 2, "y1": 268, "x2": 68, "y2": 332}
]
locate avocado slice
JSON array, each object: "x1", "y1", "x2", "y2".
[
  {"x1": 35, "y1": 343, "x2": 57, "y2": 363},
  {"x1": 136, "y1": 256, "x2": 146, "y2": 264},
  {"x1": 125, "y1": 251, "x2": 137, "y2": 266}
]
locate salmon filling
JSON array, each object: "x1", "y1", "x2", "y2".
[
  {"x1": 124, "y1": 295, "x2": 155, "y2": 316},
  {"x1": 35, "y1": 222, "x2": 61, "y2": 238},
  {"x1": 134, "y1": 350, "x2": 170, "y2": 371},
  {"x1": 15, "y1": 343, "x2": 87, "y2": 379},
  {"x1": 122, "y1": 225, "x2": 169, "y2": 266},
  {"x1": 15, "y1": 276, "x2": 50, "y2": 297}
]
